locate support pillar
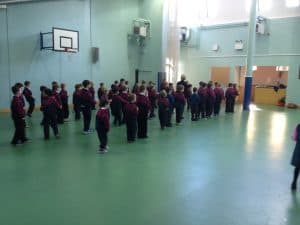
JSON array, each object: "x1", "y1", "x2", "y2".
[{"x1": 243, "y1": 0, "x2": 257, "y2": 111}]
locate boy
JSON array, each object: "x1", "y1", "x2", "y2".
[
  {"x1": 23, "y1": 81, "x2": 35, "y2": 117},
  {"x1": 166, "y1": 87, "x2": 174, "y2": 127},
  {"x1": 73, "y1": 84, "x2": 82, "y2": 121},
  {"x1": 206, "y1": 83, "x2": 216, "y2": 119},
  {"x1": 60, "y1": 83, "x2": 69, "y2": 120},
  {"x1": 96, "y1": 99, "x2": 110, "y2": 154},
  {"x1": 173, "y1": 85, "x2": 186, "y2": 125},
  {"x1": 89, "y1": 82, "x2": 96, "y2": 110},
  {"x1": 148, "y1": 84, "x2": 157, "y2": 118},
  {"x1": 158, "y1": 90, "x2": 169, "y2": 130},
  {"x1": 111, "y1": 89, "x2": 126, "y2": 126},
  {"x1": 190, "y1": 87, "x2": 200, "y2": 121},
  {"x1": 124, "y1": 94, "x2": 138, "y2": 143},
  {"x1": 225, "y1": 83, "x2": 235, "y2": 113},
  {"x1": 214, "y1": 83, "x2": 224, "y2": 116},
  {"x1": 52, "y1": 82, "x2": 64, "y2": 124},
  {"x1": 198, "y1": 82, "x2": 207, "y2": 119},
  {"x1": 120, "y1": 85, "x2": 129, "y2": 124},
  {"x1": 11, "y1": 85, "x2": 28, "y2": 145},
  {"x1": 41, "y1": 88, "x2": 60, "y2": 140},
  {"x1": 80, "y1": 80, "x2": 96, "y2": 134},
  {"x1": 136, "y1": 85, "x2": 151, "y2": 139}
]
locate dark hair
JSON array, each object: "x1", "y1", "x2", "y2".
[
  {"x1": 44, "y1": 88, "x2": 52, "y2": 96},
  {"x1": 24, "y1": 81, "x2": 30, "y2": 86},
  {"x1": 12, "y1": 86, "x2": 19, "y2": 95},
  {"x1": 207, "y1": 83, "x2": 212, "y2": 88},
  {"x1": 165, "y1": 87, "x2": 170, "y2": 94},
  {"x1": 15, "y1": 82, "x2": 23, "y2": 88},
  {"x1": 60, "y1": 83, "x2": 66, "y2": 89},
  {"x1": 139, "y1": 85, "x2": 146, "y2": 93},
  {"x1": 40, "y1": 85, "x2": 47, "y2": 92},
  {"x1": 128, "y1": 93, "x2": 136, "y2": 103},
  {"x1": 114, "y1": 80, "x2": 119, "y2": 84},
  {"x1": 120, "y1": 78, "x2": 125, "y2": 82},
  {"x1": 177, "y1": 84, "x2": 184, "y2": 91},
  {"x1": 193, "y1": 87, "x2": 197, "y2": 92},
  {"x1": 100, "y1": 83, "x2": 104, "y2": 87},
  {"x1": 82, "y1": 80, "x2": 90, "y2": 88},
  {"x1": 99, "y1": 99, "x2": 109, "y2": 107},
  {"x1": 125, "y1": 81, "x2": 129, "y2": 85},
  {"x1": 228, "y1": 83, "x2": 233, "y2": 87}
]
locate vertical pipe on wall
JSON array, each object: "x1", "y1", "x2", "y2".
[
  {"x1": 243, "y1": 0, "x2": 257, "y2": 111},
  {"x1": 5, "y1": 7, "x2": 12, "y2": 100}
]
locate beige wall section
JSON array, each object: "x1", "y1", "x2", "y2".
[{"x1": 210, "y1": 67, "x2": 230, "y2": 87}]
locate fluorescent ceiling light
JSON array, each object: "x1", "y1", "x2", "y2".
[{"x1": 286, "y1": 0, "x2": 300, "y2": 7}]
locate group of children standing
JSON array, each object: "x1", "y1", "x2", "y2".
[{"x1": 10, "y1": 76, "x2": 239, "y2": 153}]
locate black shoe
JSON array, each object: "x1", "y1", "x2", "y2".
[{"x1": 291, "y1": 182, "x2": 297, "y2": 191}]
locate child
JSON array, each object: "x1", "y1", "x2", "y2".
[
  {"x1": 111, "y1": 89, "x2": 125, "y2": 126},
  {"x1": 80, "y1": 80, "x2": 96, "y2": 134},
  {"x1": 173, "y1": 84, "x2": 186, "y2": 125},
  {"x1": 158, "y1": 90, "x2": 169, "y2": 130},
  {"x1": 23, "y1": 81, "x2": 35, "y2": 117},
  {"x1": 97, "y1": 83, "x2": 105, "y2": 101},
  {"x1": 120, "y1": 85, "x2": 129, "y2": 124},
  {"x1": 60, "y1": 83, "x2": 69, "y2": 120},
  {"x1": 148, "y1": 84, "x2": 157, "y2": 118},
  {"x1": 190, "y1": 87, "x2": 200, "y2": 121},
  {"x1": 198, "y1": 82, "x2": 207, "y2": 119},
  {"x1": 124, "y1": 94, "x2": 138, "y2": 143},
  {"x1": 39, "y1": 85, "x2": 47, "y2": 126},
  {"x1": 52, "y1": 82, "x2": 64, "y2": 124},
  {"x1": 291, "y1": 124, "x2": 300, "y2": 190},
  {"x1": 166, "y1": 87, "x2": 174, "y2": 127},
  {"x1": 41, "y1": 88, "x2": 60, "y2": 140},
  {"x1": 186, "y1": 84, "x2": 193, "y2": 111},
  {"x1": 214, "y1": 83, "x2": 224, "y2": 116},
  {"x1": 225, "y1": 83, "x2": 235, "y2": 113},
  {"x1": 136, "y1": 85, "x2": 151, "y2": 139},
  {"x1": 89, "y1": 82, "x2": 96, "y2": 110},
  {"x1": 206, "y1": 83, "x2": 216, "y2": 119},
  {"x1": 73, "y1": 84, "x2": 82, "y2": 121},
  {"x1": 96, "y1": 99, "x2": 110, "y2": 154},
  {"x1": 10, "y1": 85, "x2": 28, "y2": 145}
]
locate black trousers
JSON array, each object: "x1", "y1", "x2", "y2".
[
  {"x1": 159, "y1": 109, "x2": 168, "y2": 129},
  {"x1": 167, "y1": 106, "x2": 173, "y2": 126},
  {"x1": 57, "y1": 109, "x2": 64, "y2": 124},
  {"x1": 214, "y1": 101, "x2": 222, "y2": 116},
  {"x1": 150, "y1": 99, "x2": 156, "y2": 117},
  {"x1": 11, "y1": 118, "x2": 26, "y2": 144},
  {"x1": 113, "y1": 110, "x2": 122, "y2": 126},
  {"x1": 191, "y1": 104, "x2": 199, "y2": 120},
  {"x1": 27, "y1": 99, "x2": 35, "y2": 115},
  {"x1": 199, "y1": 101, "x2": 206, "y2": 119},
  {"x1": 74, "y1": 105, "x2": 81, "y2": 120},
  {"x1": 97, "y1": 128, "x2": 108, "y2": 149},
  {"x1": 225, "y1": 100, "x2": 234, "y2": 113},
  {"x1": 126, "y1": 119, "x2": 137, "y2": 142},
  {"x1": 175, "y1": 104, "x2": 184, "y2": 124},
  {"x1": 82, "y1": 107, "x2": 92, "y2": 131},
  {"x1": 137, "y1": 114, "x2": 148, "y2": 138},
  {"x1": 206, "y1": 100, "x2": 214, "y2": 118},
  {"x1": 43, "y1": 114, "x2": 58, "y2": 139},
  {"x1": 62, "y1": 102, "x2": 69, "y2": 119}
]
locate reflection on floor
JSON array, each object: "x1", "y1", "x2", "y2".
[{"x1": 0, "y1": 105, "x2": 300, "y2": 225}]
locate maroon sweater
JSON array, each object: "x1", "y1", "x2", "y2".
[
  {"x1": 124, "y1": 103, "x2": 138, "y2": 121},
  {"x1": 173, "y1": 91, "x2": 186, "y2": 105},
  {"x1": 96, "y1": 108, "x2": 110, "y2": 131},
  {"x1": 11, "y1": 96, "x2": 26, "y2": 120}
]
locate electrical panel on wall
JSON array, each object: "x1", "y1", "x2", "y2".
[
  {"x1": 234, "y1": 40, "x2": 244, "y2": 51},
  {"x1": 212, "y1": 44, "x2": 219, "y2": 51}
]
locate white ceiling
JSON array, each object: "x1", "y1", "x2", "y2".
[{"x1": 178, "y1": 0, "x2": 300, "y2": 26}]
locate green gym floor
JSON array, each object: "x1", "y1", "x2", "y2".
[{"x1": 0, "y1": 105, "x2": 299, "y2": 225}]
